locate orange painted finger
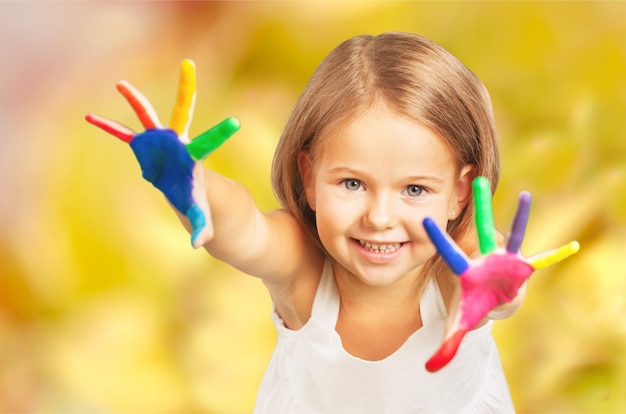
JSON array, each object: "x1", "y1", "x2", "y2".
[{"x1": 116, "y1": 80, "x2": 161, "y2": 129}]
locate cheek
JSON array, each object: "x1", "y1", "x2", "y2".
[
  {"x1": 407, "y1": 206, "x2": 451, "y2": 244},
  {"x1": 314, "y1": 192, "x2": 359, "y2": 243},
  {"x1": 414, "y1": 199, "x2": 446, "y2": 218},
  {"x1": 315, "y1": 198, "x2": 349, "y2": 235}
]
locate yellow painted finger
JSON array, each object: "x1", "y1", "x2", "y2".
[
  {"x1": 528, "y1": 241, "x2": 580, "y2": 270},
  {"x1": 169, "y1": 59, "x2": 197, "y2": 141}
]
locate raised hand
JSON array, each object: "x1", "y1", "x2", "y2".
[
  {"x1": 85, "y1": 60, "x2": 240, "y2": 248},
  {"x1": 422, "y1": 177, "x2": 580, "y2": 372}
]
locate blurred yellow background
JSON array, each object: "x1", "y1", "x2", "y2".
[{"x1": 1, "y1": 2, "x2": 625, "y2": 413}]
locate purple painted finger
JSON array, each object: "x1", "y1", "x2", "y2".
[
  {"x1": 506, "y1": 192, "x2": 531, "y2": 253},
  {"x1": 423, "y1": 218, "x2": 470, "y2": 275}
]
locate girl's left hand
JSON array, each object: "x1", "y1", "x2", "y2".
[{"x1": 422, "y1": 177, "x2": 579, "y2": 372}]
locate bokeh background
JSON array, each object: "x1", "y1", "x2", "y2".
[{"x1": 1, "y1": 1, "x2": 625, "y2": 413}]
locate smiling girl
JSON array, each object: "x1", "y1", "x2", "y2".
[
  {"x1": 89, "y1": 32, "x2": 519, "y2": 412},
  {"x1": 252, "y1": 33, "x2": 513, "y2": 412}
]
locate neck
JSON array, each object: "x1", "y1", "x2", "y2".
[{"x1": 333, "y1": 262, "x2": 429, "y2": 313}]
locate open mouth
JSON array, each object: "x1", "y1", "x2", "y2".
[{"x1": 358, "y1": 240, "x2": 403, "y2": 253}]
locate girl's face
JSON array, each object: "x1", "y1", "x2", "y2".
[{"x1": 299, "y1": 102, "x2": 473, "y2": 288}]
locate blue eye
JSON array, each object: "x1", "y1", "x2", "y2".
[
  {"x1": 343, "y1": 179, "x2": 363, "y2": 191},
  {"x1": 406, "y1": 185, "x2": 424, "y2": 197}
]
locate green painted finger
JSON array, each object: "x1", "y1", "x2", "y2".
[
  {"x1": 186, "y1": 116, "x2": 241, "y2": 160},
  {"x1": 473, "y1": 177, "x2": 497, "y2": 255}
]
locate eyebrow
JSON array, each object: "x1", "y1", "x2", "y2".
[
  {"x1": 326, "y1": 167, "x2": 445, "y2": 183},
  {"x1": 406, "y1": 175, "x2": 445, "y2": 184}
]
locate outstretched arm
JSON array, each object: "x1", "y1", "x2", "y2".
[{"x1": 86, "y1": 60, "x2": 313, "y2": 284}]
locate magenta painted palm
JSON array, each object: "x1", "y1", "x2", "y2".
[
  {"x1": 85, "y1": 60, "x2": 240, "y2": 248},
  {"x1": 423, "y1": 177, "x2": 580, "y2": 372}
]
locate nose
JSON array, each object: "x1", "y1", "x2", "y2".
[{"x1": 363, "y1": 193, "x2": 397, "y2": 230}]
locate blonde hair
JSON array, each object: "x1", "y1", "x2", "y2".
[{"x1": 272, "y1": 32, "x2": 499, "y2": 277}]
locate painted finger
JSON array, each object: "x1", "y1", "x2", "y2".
[
  {"x1": 188, "y1": 162, "x2": 214, "y2": 248},
  {"x1": 506, "y1": 191, "x2": 531, "y2": 253},
  {"x1": 423, "y1": 218, "x2": 470, "y2": 275},
  {"x1": 425, "y1": 329, "x2": 467, "y2": 372},
  {"x1": 473, "y1": 177, "x2": 497, "y2": 255},
  {"x1": 116, "y1": 81, "x2": 162, "y2": 129},
  {"x1": 528, "y1": 241, "x2": 580, "y2": 270},
  {"x1": 187, "y1": 116, "x2": 241, "y2": 161},
  {"x1": 85, "y1": 113, "x2": 135, "y2": 143},
  {"x1": 169, "y1": 59, "x2": 196, "y2": 142}
]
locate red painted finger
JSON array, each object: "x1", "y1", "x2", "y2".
[{"x1": 85, "y1": 113, "x2": 134, "y2": 143}]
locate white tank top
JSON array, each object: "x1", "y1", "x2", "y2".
[{"x1": 254, "y1": 259, "x2": 515, "y2": 413}]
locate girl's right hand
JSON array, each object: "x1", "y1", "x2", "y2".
[{"x1": 85, "y1": 59, "x2": 240, "y2": 248}]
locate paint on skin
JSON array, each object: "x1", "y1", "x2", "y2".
[{"x1": 423, "y1": 177, "x2": 580, "y2": 372}]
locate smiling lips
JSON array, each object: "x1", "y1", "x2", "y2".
[{"x1": 358, "y1": 240, "x2": 403, "y2": 253}]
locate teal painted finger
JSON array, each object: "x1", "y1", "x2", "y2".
[
  {"x1": 186, "y1": 116, "x2": 241, "y2": 160},
  {"x1": 473, "y1": 177, "x2": 497, "y2": 254}
]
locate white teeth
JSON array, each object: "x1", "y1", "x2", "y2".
[{"x1": 359, "y1": 240, "x2": 401, "y2": 253}]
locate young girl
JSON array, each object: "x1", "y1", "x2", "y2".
[{"x1": 89, "y1": 32, "x2": 519, "y2": 412}]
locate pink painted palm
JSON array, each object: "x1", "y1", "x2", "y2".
[{"x1": 422, "y1": 177, "x2": 580, "y2": 372}]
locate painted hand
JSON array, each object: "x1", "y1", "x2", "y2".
[
  {"x1": 86, "y1": 60, "x2": 240, "y2": 248},
  {"x1": 422, "y1": 177, "x2": 580, "y2": 372}
]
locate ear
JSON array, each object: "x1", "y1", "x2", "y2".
[
  {"x1": 297, "y1": 152, "x2": 316, "y2": 211},
  {"x1": 449, "y1": 164, "x2": 475, "y2": 220}
]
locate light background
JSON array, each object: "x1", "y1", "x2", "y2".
[{"x1": 1, "y1": 1, "x2": 625, "y2": 413}]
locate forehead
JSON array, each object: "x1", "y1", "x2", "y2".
[{"x1": 315, "y1": 104, "x2": 456, "y2": 177}]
